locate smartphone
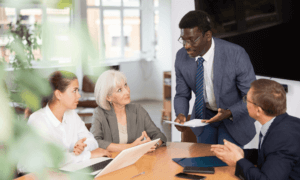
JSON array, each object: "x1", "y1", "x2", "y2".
[
  {"x1": 183, "y1": 166, "x2": 215, "y2": 174},
  {"x1": 175, "y1": 172, "x2": 206, "y2": 179}
]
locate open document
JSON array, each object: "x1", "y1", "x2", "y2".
[
  {"x1": 60, "y1": 139, "x2": 160, "y2": 178},
  {"x1": 163, "y1": 119, "x2": 208, "y2": 127}
]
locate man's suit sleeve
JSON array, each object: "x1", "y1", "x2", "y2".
[
  {"x1": 227, "y1": 48, "x2": 256, "y2": 121},
  {"x1": 235, "y1": 132, "x2": 300, "y2": 180},
  {"x1": 174, "y1": 50, "x2": 191, "y2": 118}
]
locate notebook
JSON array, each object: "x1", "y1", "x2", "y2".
[
  {"x1": 172, "y1": 156, "x2": 227, "y2": 167},
  {"x1": 60, "y1": 138, "x2": 160, "y2": 178}
]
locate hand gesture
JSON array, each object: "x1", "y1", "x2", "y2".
[
  {"x1": 211, "y1": 139, "x2": 244, "y2": 167},
  {"x1": 91, "y1": 148, "x2": 112, "y2": 159},
  {"x1": 131, "y1": 131, "x2": 151, "y2": 147},
  {"x1": 201, "y1": 108, "x2": 231, "y2": 124},
  {"x1": 73, "y1": 137, "x2": 87, "y2": 155},
  {"x1": 174, "y1": 113, "x2": 188, "y2": 132},
  {"x1": 147, "y1": 140, "x2": 162, "y2": 153}
]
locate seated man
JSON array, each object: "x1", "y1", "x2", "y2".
[{"x1": 211, "y1": 79, "x2": 300, "y2": 180}]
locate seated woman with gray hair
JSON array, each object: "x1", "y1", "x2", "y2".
[{"x1": 91, "y1": 70, "x2": 167, "y2": 152}]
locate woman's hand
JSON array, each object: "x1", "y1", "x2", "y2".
[
  {"x1": 73, "y1": 137, "x2": 87, "y2": 155},
  {"x1": 131, "y1": 131, "x2": 161, "y2": 153},
  {"x1": 147, "y1": 139, "x2": 163, "y2": 153},
  {"x1": 91, "y1": 148, "x2": 112, "y2": 159},
  {"x1": 131, "y1": 131, "x2": 151, "y2": 147}
]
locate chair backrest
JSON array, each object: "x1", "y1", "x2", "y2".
[
  {"x1": 82, "y1": 75, "x2": 96, "y2": 93},
  {"x1": 85, "y1": 123, "x2": 92, "y2": 131},
  {"x1": 181, "y1": 115, "x2": 197, "y2": 143}
]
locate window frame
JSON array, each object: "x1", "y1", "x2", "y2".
[
  {"x1": 86, "y1": 0, "x2": 156, "y2": 65},
  {"x1": 0, "y1": 3, "x2": 74, "y2": 70}
]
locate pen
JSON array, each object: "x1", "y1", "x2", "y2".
[{"x1": 131, "y1": 171, "x2": 145, "y2": 178}]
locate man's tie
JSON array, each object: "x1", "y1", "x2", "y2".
[
  {"x1": 195, "y1": 57, "x2": 205, "y2": 119},
  {"x1": 258, "y1": 132, "x2": 263, "y2": 150}
]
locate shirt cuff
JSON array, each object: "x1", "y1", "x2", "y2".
[{"x1": 82, "y1": 151, "x2": 91, "y2": 161}]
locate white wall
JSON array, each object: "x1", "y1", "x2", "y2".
[
  {"x1": 171, "y1": 0, "x2": 195, "y2": 142},
  {"x1": 170, "y1": 1, "x2": 300, "y2": 147},
  {"x1": 120, "y1": 0, "x2": 172, "y2": 101}
]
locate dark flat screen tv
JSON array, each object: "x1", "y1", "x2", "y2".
[{"x1": 194, "y1": 0, "x2": 299, "y2": 81}]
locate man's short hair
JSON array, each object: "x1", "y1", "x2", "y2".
[
  {"x1": 250, "y1": 79, "x2": 286, "y2": 116},
  {"x1": 179, "y1": 10, "x2": 211, "y2": 35}
]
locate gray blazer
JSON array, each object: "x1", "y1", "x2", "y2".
[
  {"x1": 90, "y1": 103, "x2": 167, "y2": 149},
  {"x1": 174, "y1": 37, "x2": 256, "y2": 146}
]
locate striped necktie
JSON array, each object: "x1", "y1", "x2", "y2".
[
  {"x1": 195, "y1": 57, "x2": 205, "y2": 119},
  {"x1": 258, "y1": 132, "x2": 263, "y2": 150}
]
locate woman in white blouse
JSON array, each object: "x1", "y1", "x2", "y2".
[{"x1": 19, "y1": 71, "x2": 111, "y2": 172}]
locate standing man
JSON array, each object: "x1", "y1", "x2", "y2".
[
  {"x1": 211, "y1": 79, "x2": 300, "y2": 180},
  {"x1": 174, "y1": 10, "x2": 256, "y2": 146}
]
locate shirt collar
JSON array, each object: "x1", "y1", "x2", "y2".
[
  {"x1": 195, "y1": 37, "x2": 215, "y2": 62},
  {"x1": 45, "y1": 104, "x2": 67, "y2": 127},
  {"x1": 260, "y1": 116, "x2": 276, "y2": 137}
]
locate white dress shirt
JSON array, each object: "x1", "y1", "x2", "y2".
[
  {"x1": 259, "y1": 116, "x2": 276, "y2": 147},
  {"x1": 18, "y1": 104, "x2": 98, "y2": 172},
  {"x1": 195, "y1": 38, "x2": 217, "y2": 111}
]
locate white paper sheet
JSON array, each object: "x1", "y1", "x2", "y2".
[
  {"x1": 60, "y1": 157, "x2": 112, "y2": 173},
  {"x1": 163, "y1": 119, "x2": 208, "y2": 127}
]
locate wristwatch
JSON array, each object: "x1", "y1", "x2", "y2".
[{"x1": 155, "y1": 141, "x2": 160, "y2": 149}]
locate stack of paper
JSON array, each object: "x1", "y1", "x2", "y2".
[{"x1": 163, "y1": 119, "x2": 208, "y2": 127}]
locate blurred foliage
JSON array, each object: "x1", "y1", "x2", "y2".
[
  {"x1": 0, "y1": 0, "x2": 72, "y2": 9},
  {"x1": 0, "y1": 0, "x2": 105, "y2": 179},
  {"x1": 5, "y1": 16, "x2": 42, "y2": 70},
  {"x1": 56, "y1": 0, "x2": 73, "y2": 9},
  {"x1": 0, "y1": 63, "x2": 63, "y2": 180},
  {"x1": 10, "y1": 69, "x2": 52, "y2": 112}
]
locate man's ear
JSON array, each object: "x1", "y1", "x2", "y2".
[
  {"x1": 205, "y1": 30, "x2": 212, "y2": 41},
  {"x1": 257, "y1": 106, "x2": 264, "y2": 117}
]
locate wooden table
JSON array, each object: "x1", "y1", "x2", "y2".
[{"x1": 15, "y1": 142, "x2": 239, "y2": 180}]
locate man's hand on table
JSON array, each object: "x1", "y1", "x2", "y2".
[
  {"x1": 211, "y1": 139, "x2": 244, "y2": 167},
  {"x1": 201, "y1": 108, "x2": 232, "y2": 124}
]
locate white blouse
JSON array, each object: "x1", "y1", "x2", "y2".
[{"x1": 19, "y1": 104, "x2": 98, "y2": 172}]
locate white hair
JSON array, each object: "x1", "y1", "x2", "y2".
[{"x1": 94, "y1": 70, "x2": 127, "y2": 110}]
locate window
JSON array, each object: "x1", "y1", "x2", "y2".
[
  {"x1": 86, "y1": 0, "x2": 155, "y2": 63},
  {"x1": 44, "y1": 7, "x2": 71, "y2": 64},
  {"x1": 0, "y1": 4, "x2": 72, "y2": 67},
  {"x1": 0, "y1": 7, "x2": 17, "y2": 63}
]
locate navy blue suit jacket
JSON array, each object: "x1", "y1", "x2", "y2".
[
  {"x1": 174, "y1": 37, "x2": 256, "y2": 145},
  {"x1": 236, "y1": 113, "x2": 300, "y2": 180}
]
